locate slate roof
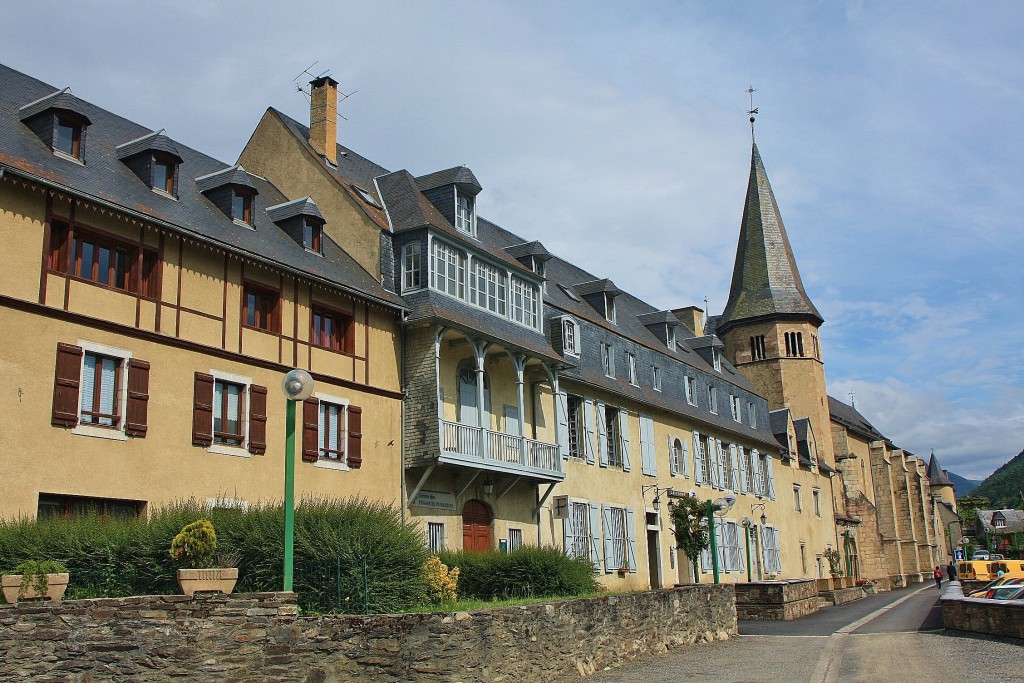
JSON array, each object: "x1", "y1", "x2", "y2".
[
  {"x1": 18, "y1": 87, "x2": 90, "y2": 123},
  {"x1": 977, "y1": 509, "x2": 1024, "y2": 534},
  {"x1": 195, "y1": 165, "x2": 257, "y2": 193},
  {"x1": 0, "y1": 64, "x2": 403, "y2": 311},
  {"x1": 828, "y1": 396, "x2": 887, "y2": 442},
  {"x1": 414, "y1": 166, "x2": 481, "y2": 194},
  {"x1": 927, "y1": 451, "x2": 954, "y2": 487},
  {"x1": 717, "y1": 143, "x2": 823, "y2": 334},
  {"x1": 115, "y1": 129, "x2": 182, "y2": 162},
  {"x1": 266, "y1": 196, "x2": 324, "y2": 223}
]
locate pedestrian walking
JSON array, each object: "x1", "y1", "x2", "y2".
[
  {"x1": 933, "y1": 565, "x2": 943, "y2": 589},
  {"x1": 946, "y1": 560, "x2": 957, "y2": 581}
]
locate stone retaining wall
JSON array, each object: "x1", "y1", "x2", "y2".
[
  {"x1": 0, "y1": 585, "x2": 735, "y2": 681},
  {"x1": 941, "y1": 582, "x2": 1024, "y2": 640},
  {"x1": 818, "y1": 586, "x2": 867, "y2": 606},
  {"x1": 734, "y1": 580, "x2": 819, "y2": 621}
]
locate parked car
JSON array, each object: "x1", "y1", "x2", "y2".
[
  {"x1": 983, "y1": 584, "x2": 1024, "y2": 600},
  {"x1": 969, "y1": 576, "x2": 1023, "y2": 597},
  {"x1": 972, "y1": 550, "x2": 990, "y2": 560}
]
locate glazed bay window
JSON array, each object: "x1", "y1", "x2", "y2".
[
  {"x1": 243, "y1": 283, "x2": 279, "y2": 333},
  {"x1": 470, "y1": 259, "x2": 507, "y2": 315},
  {"x1": 431, "y1": 240, "x2": 466, "y2": 298},
  {"x1": 51, "y1": 342, "x2": 150, "y2": 440},
  {"x1": 510, "y1": 276, "x2": 538, "y2": 328},
  {"x1": 311, "y1": 307, "x2": 354, "y2": 354},
  {"x1": 402, "y1": 242, "x2": 422, "y2": 290}
]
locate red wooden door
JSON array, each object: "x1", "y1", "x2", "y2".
[{"x1": 462, "y1": 499, "x2": 493, "y2": 552}]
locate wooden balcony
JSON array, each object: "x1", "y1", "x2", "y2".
[{"x1": 438, "y1": 419, "x2": 564, "y2": 482}]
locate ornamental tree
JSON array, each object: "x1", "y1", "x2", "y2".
[{"x1": 670, "y1": 496, "x2": 709, "y2": 583}]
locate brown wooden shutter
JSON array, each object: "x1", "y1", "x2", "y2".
[
  {"x1": 249, "y1": 384, "x2": 268, "y2": 455},
  {"x1": 347, "y1": 405, "x2": 362, "y2": 469},
  {"x1": 192, "y1": 372, "x2": 214, "y2": 446},
  {"x1": 302, "y1": 397, "x2": 320, "y2": 462},
  {"x1": 52, "y1": 343, "x2": 83, "y2": 427},
  {"x1": 124, "y1": 359, "x2": 150, "y2": 437}
]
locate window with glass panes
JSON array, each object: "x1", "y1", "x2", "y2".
[
  {"x1": 402, "y1": 243, "x2": 422, "y2": 290},
  {"x1": 302, "y1": 218, "x2": 322, "y2": 253},
  {"x1": 605, "y1": 506, "x2": 628, "y2": 570},
  {"x1": 470, "y1": 259, "x2": 506, "y2": 314},
  {"x1": 311, "y1": 308, "x2": 353, "y2": 354},
  {"x1": 562, "y1": 318, "x2": 580, "y2": 355},
  {"x1": 244, "y1": 285, "x2": 278, "y2": 332},
  {"x1": 510, "y1": 276, "x2": 538, "y2": 328},
  {"x1": 567, "y1": 502, "x2": 591, "y2": 560},
  {"x1": 55, "y1": 115, "x2": 82, "y2": 158},
  {"x1": 213, "y1": 379, "x2": 245, "y2": 445},
  {"x1": 232, "y1": 188, "x2": 253, "y2": 225},
  {"x1": 605, "y1": 407, "x2": 622, "y2": 467},
  {"x1": 80, "y1": 352, "x2": 122, "y2": 427},
  {"x1": 455, "y1": 192, "x2": 474, "y2": 234},
  {"x1": 318, "y1": 401, "x2": 346, "y2": 462},
  {"x1": 431, "y1": 240, "x2": 466, "y2": 298}
]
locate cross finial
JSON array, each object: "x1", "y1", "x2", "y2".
[
  {"x1": 848, "y1": 390, "x2": 856, "y2": 408},
  {"x1": 746, "y1": 86, "x2": 758, "y2": 142}
]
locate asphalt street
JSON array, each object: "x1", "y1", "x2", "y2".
[{"x1": 592, "y1": 584, "x2": 1020, "y2": 683}]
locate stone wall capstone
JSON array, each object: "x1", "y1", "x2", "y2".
[{"x1": 0, "y1": 585, "x2": 735, "y2": 682}]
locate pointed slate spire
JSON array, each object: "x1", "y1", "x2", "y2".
[
  {"x1": 927, "y1": 450, "x2": 954, "y2": 487},
  {"x1": 717, "y1": 143, "x2": 823, "y2": 334}
]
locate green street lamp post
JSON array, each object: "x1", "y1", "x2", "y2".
[
  {"x1": 281, "y1": 369, "x2": 314, "y2": 592},
  {"x1": 707, "y1": 496, "x2": 736, "y2": 584},
  {"x1": 741, "y1": 518, "x2": 753, "y2": 582}
]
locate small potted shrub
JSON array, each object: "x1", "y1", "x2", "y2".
[
  {"x1": 1, "y1": 560, "x2": 69, "y2": 604},
  {"x1": 169, "y1": 519, "x2": 238, "y2": 596}
]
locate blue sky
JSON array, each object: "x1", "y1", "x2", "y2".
[{"x1": 3, "y1": 1, "x2": 1022, "y2": 479}]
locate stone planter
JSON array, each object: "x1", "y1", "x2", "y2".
[
  {"x1": 176, "y1": 568, "x2": 238, "y2": 596},
  {"x1": 1, "y1": 572, "x2": 69, "y2": 604}
]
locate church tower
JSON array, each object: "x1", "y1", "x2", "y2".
[{"x1": 713, "y1": 143, "x2": 835, "y2": 467}]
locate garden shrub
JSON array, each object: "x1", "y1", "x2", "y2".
[
  {"x1": 439, "y1": 546, "x2": 597, "y2": 600},
  {"x1": 0, "y1": 497, "x2": 429, "y2": 613},
  {"x1": 422, "y1": 555, "x2": 459, "y2": 603}
]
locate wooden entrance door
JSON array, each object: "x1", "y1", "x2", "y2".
[{"x1": 462, "y1": 499, "x2": 493, "y2": 552}]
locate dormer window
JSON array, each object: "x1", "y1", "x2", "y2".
[
  {"x1": 152, "y1": 153, "x2": 177, "y2": 195},
  {"x1": 605, "y1": 292, "x2": 616, "y2": 323},
  {"x1": 232, "y1": 189, "x2": 253, "y2": 225},
  {"x1": 667, "y1": 326, "x2": 676, "y2": 351},
  {"x1": 19, "y1": 88, "x2": 92, "y2": 163},
  {"x1": 712, "y1": 348, "x2": 722, "y2": 371},
  {"x1": 561, "y1": 317, "x2": 580, "y2": 356},
  {"x1": 303, "y1": 218, "x2": 323, "y2": 253},
  {"x1": 456, "y1": 191, "x2": 475, "y2": 235},
  {"x1": 55, "y1": 115, "x2": 82, "y2": 158}
]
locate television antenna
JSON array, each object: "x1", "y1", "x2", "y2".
[{"x1": 292, "y1": 61, "x2": 357, "y2": 121}]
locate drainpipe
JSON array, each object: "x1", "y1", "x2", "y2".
[{"x1": 399, "y1": 315, "x2": 408, "y2": 522}]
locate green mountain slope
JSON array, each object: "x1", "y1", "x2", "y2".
[
  {"x1": 947, "y1": 471, "x2": 982, "y2": 496},
  {"x1": 970, "y1": 449, "x2": 1024, "y2": 508}
]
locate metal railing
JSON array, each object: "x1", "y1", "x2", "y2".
[{"x1": 440, "y1": 419, "x2": 561, "y2": 474}]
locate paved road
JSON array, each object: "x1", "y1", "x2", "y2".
[{"x1": 592, "y1": 584, "x2": 1020, "y2": 683}]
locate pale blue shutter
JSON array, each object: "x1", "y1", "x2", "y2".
[
  {"x1": 767, "y1": 456, "x2": 777, "y2": 500},
  {"x1": 640, "y1": 415, "x2": 654, "y2": 476},
  {"x1": 81, "y1": 353, "x2": 96, "y2": 419},
  {"x1": 751, "y1": 449, "x2": 763, "y2": 497},
  {"x1": 708, "y1": 439, "x2": 720, "y2": 489},
  {"x1": 682, "y1": 438, "x2": 691, "y2": 478},
  {"x1": 556, "y1": 391, "x2": 569, "y2": 459},
  {"x1": 99, "y1": 357, "x2": 116, "y2": 425},
  {"x1": 562, "y1": 502, "x2": 573, "y2": 554},
  {"x1": 739, "y1": 447, "x2": 749, "y2": 494},
  {"x1": 588, "y1": 503, "x2": 601, "y2": 570},
  {"x1": 619, "y1": 410, "x2": 631, "y2": 472},
  {"x1": 693, "y1": 432, "x2": 704, "y2": 484},
  {"x1": 730, "y1": 444, "x2": 740, "y2": 493},
  {"x1": 583, "y1": 398, "x2": 596, "y2": 465},
  {"x1": 318, "y1": 402, "x2": 326, "y2": 455},
  {"x1": 772, "y1": 528, "x2": 782, "y2": 573},
  {"x1": 596, "y1": 401, "x2": 608, "y2": 467},
  {"x1": 625, "y1": 508, "x2": 637, "y2": 572},
  {"x1": 715, "y1": 519, "x2": 726, "y2": 572},
  {"x1": 602, "y1": 505, "x2": 613, "y2": 573},
  {"x1": 668, "y1": 434, "x2": 678, "y2": 476}
]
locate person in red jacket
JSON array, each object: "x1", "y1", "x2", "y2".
[{"x1": 934, "y1": 565, "x2": 943, "y2": 589}]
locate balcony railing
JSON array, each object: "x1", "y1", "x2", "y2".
[{"x1": 440, "y1": 419, "x2": 563, "y2": 478}]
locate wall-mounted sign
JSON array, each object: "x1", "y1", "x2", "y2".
[
  {"x1": 411, "y1": 490, "x2": 456, "y2": 511},
  {"x1": 552, "y1": 495, "x2": 569, "y2": 519}
]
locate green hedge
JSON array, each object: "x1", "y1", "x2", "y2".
[
  {"x1": 0, "y1": 497, "x2": 428, "y2": 614},
  {"x1": 439, "y1": 546, "x2": 598, "y2": 600}
]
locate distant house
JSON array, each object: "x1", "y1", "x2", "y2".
[{"x1": 975, "y1": 509, "x2": 1024, "y2": 557}]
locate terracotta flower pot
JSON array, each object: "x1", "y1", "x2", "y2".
[
  {"x1": 176, "y1": 568, "x2": 238, "y2": 596},
  {"x1": 1, "y1": 572, "x2": 69, "y2": 604}
]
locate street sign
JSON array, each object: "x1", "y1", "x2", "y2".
[{"x1": 954, "y1": 549, "x2": 965, "y2": 561}]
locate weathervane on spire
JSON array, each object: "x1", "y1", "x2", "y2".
[{"x1": 746, "y1": 86, "x2": 758, "y2": 142}]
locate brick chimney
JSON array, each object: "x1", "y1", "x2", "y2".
[
  {"x1": 672, "y1": 306, "x2": 705, "y2": 337},
  {"x1": 308, "y1": 76, "x2": 339, "y2": 165}
]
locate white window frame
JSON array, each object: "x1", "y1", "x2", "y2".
[
  {"x1": 430, "y1": 238, "x2": 467, "y2": 299},
  {"x1": 604, "y1": 292, "x2": 616, "y2": 323},
  {"x1": 427, "y1": 522, "x2": 445, "y2": 553},
  {"x1": 72, "y1": 340, "x2": 132, "y2": 442},
  {"x1": 653, "y1": 366, "x2": 661, "y2": 392},
  {"x1": 567, "y1": 500, "x2": 592, "y2": 562},
  {"x1": 730, "y1": 395, "x2": 742, "y2": 422},
  {"x1": 602, "y1": 343, "x2": 615, "y2": 378},
  {"x1": 748, "y1": 401, "x2": 757, "y2": 429},
  {"x1": 684, "y1": 375, "x2": 696, "y2": 405},
  {"x1": 207, "y1": 369, "x2": 252, "y2": 458},
  {"x1": 794, "y1": 484, "x2": 803, "y2": 513},
  {"x1": 402, "y1": 242, "x2": 422, "y2": 291},
  {"x1": 469, "y1": 257, "x2": 507, "y2": 316},
  {"x1": 314, "y1": 391, "x2": 350, "y2": 470},
  {"x1": 561, "y1": 317, "x2": 581, "y2": 356},
  {"x1": 713, "y1": 348, "x2": 722, "y2": 371},
  {"x1": 708, "y1": 385, "x2": 718, "y2": 414},
  {"x1": 455, "y1": 190, "x2": 476, "y2": 236},
  {"x1": 604, "y1": 505, "x2": 629, "y2": 572},
  {"x1": 813, "y1": 488, "x2": 821, "y2": 517},
  {"x1": 508, "y1": 528, "x2": 523, "y2": 551},
  {"x1": 510, "y1": 275, "x2": 539, "y2": 329},
  {"x1": 626, "y1": 352, "x2": 638, "y2": 386}
]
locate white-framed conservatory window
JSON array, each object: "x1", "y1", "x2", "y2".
[
  {"x1": 510, "y1": 276, "x2": 539, "y2": 329},
  {"x1": 431, "y1": 239, "x2": 466, "y2": 298},
  {"x1": 470, "y1": 258, "x2": 507, "y2": 315}
]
